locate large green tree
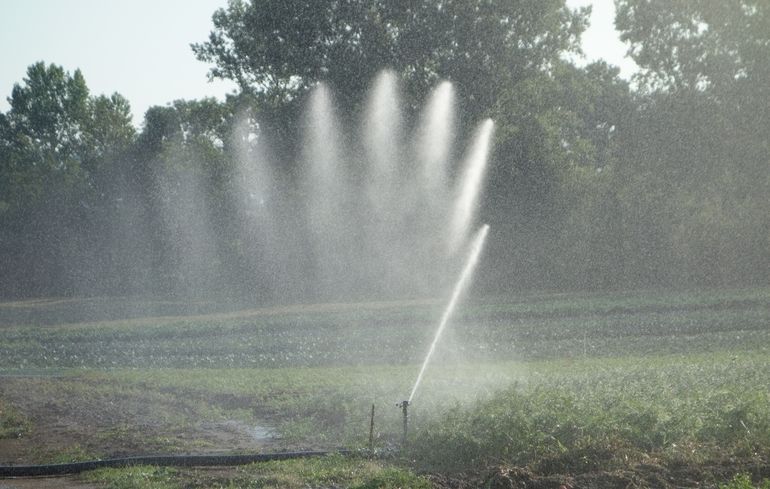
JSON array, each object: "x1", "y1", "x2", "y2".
[
  {"x1": 0, "y1": 63, "x2": 135, "y2": 213},
  {"x1": 192, "y1": 0, "x2": 587, "y2": 113},
  {"x1": 0, "y1": 62, "x2": 136, "y2": 297},
  {"x1": 616, "y1": 0, "x2": 770, "y2": 93},
  {"x1": 481, "y1": 60, "x2": 636, "y2": 290},
  {"x1": 614, "y1": 0, "x2": 770, "y2": 286},
  {"x1": 0, "y1": 63, "x2": 90, "y2": 214}
]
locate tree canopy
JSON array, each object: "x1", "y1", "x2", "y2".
[
  {"x1": 192, "y1": 0, "x2": 587, "y2": 112},
  {"x1": 0, "y1": 1, "x2": 768, "y2": 299},
  {"x1": 617, "y1": 0, "x2": 770, "y2": 93}
]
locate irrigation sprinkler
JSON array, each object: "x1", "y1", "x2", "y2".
[{"x1": 398, "y1": 400, "x2": 410, "y2": 448}]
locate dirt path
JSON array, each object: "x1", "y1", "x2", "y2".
[{"x1": 0, "y1": 376, "x2": 279, "y2": 465}]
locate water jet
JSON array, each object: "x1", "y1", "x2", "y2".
[{"x1": 408, "y1": 224, "x2": 491, "y2": 405}]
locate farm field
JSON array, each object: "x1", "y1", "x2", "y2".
[{"x1": 1, "y1": 287, "x2": 769, "y2": 488}]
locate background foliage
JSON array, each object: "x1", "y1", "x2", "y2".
[{"x1": 1, "y1": 0, "x2": 768, "y2": 299}]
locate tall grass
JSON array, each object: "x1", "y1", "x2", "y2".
[{"x1": 409, "y1": 353, "x2": 770, "y2": 473}]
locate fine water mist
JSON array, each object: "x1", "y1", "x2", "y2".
[
  {"x1": 450, "y1": 120, "x2": 494, "y2": 254},
  {"x1": 232, "y1": 70, "x2": 495, "y2": 301}
]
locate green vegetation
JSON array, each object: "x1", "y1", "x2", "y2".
[
  {"x1": 84, "y1": 466, "x2": 179, "y2": 489},
  {"x1": 238, "y1": 455, "x2": 432, "y2": 489},
  {"x1": 83, "y1": 456, "x2": 431, "y2": 489},
  {"x1": 46, "y1": 444, "x2": 102, "y2": 464},
  {"x1": 2, "y1": 0, "x2": 768, "y2": 486},
  {"x1": 0, "y1": 398, "x2": 30, "y2": 439},
  {"x1": 1, "y1": 1, "x2": 768, "y2": 300},
  {"x1": 720, "y1": 474, "x2": 770, "y2": 489},
  {"x1": 1, "y1": 288, "x2": 768, "y2": 487},
  {"x1": 410, "y1": 353, "x2": 770, "y2": 472},
  {"x1": 1, "y1": 289, "x2": 767, "y2": 370}
]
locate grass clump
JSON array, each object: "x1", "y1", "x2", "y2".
[
  {"x1": 45, "y1": 444, "x2": 101, "y2": 464},
  {"x1": 84, "y1": 466, "x2": 179, "y2": 489},
  {"x1": 82, "y1": 456, "x2": 430, "y2": 489},
  {"x1": 0, "y1": 398, "x2": 30, "y2": 439},
  {"x1": 720, "y1": 474, "x2": 770, "y2": 489},
  {"x1": 237, "y1": 454, "x2": 431, "y2": 489}
]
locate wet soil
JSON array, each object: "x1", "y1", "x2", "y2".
[{"x1": 0, "y1": 376, "x2": 280, "y2": 465}]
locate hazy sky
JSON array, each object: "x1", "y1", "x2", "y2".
[
  {"x1": 1, "y1": 1, "x2": 637, "y2": 127},
  {"x1": 567, "y1": 0, "x2": 639, "y2": 77}
]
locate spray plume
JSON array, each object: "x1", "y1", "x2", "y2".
[{"x1": 408, "y1": 224, "x2": 490, "y2": 403}]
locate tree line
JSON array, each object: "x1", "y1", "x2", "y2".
[{"x1": 1, "y1": 0, "x2": 768, "y2": 300}]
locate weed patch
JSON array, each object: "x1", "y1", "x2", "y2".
[
  {"x1": 720, "y1": 473, "x2": 770, "y2": 489},
  {"x1": 408, "y1": 354, "x2": 770, "y2": 474},
  {"x1": 84, "y1": 466, "x2": 180, "y2": 489},
  {"x1": 0, "y1": 398, "x2": 30, "y2": 439}
]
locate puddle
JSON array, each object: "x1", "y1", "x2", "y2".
[
  {"x1": 203, "y1": 420, "x2": 279, "y2": 444},
  {"x1": 246, "y1": 424, "x2": 277, "y2": 440}
]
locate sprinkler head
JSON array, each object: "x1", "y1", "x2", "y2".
[{"x1": 398, "y1": 400, "x2": 410, "y2": 447}]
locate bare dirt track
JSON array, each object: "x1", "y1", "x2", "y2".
[{"x1": 0, "y1": 375, "x2": 277, "y2": 466}]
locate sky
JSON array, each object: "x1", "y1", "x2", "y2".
[
  {"x1": 567, "y1": 0, "x2": 639, "y2": 78},
  {"x1": 0, "y1": 1, "x2": 637, "y2": 128}
]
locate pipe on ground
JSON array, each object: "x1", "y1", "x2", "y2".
[{"x1": 0, "y1": 450, "x2": 352, "y2": 477}]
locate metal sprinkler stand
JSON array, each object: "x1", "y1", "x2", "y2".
[
  {"x1": 368, "y1": 404, "x2": 375, "y2": 456},
  {"x1": 398, "y1": 400, "x2": 410, "y2": 448}
]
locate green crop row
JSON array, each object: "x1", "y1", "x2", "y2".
[{"x1": 1, "y1": 288, "x2": 768, "y2": 371}]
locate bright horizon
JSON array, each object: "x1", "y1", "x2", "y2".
[{"x1": 0, "y1": 0, "x2": 637, "y2": 128}]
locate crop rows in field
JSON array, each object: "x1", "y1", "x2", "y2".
[
  {"x1": 0, "y1": 289, "x2": 768, "y2": 370},
  {"x1": 1, "y1": 288, "x2": 769, "y2": 482}
]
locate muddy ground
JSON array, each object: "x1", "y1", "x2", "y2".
[{"x1": 0, "y1": 375, "x2": 281, "y2": 466}]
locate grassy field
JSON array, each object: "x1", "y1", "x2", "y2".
[{"x1": 1, "y1": 288, "x2": 769, "y2": 487}]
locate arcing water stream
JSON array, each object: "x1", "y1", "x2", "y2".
[{"x1": 408, "y1": 224, "x2": 490, "y2": 403}]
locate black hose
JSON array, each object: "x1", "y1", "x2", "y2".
[{"x1": 0, "y1": 450, "x2": 353, "y2": 477}]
